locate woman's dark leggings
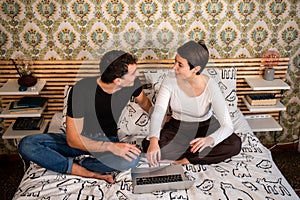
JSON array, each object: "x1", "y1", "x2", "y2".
[{"x1": 142, "y1": 117, "x2": 242, "y2": 164}]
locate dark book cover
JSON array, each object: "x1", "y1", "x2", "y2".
[
  {"x1": 247, "y1": 94, "x2": 275, "y2": 100},
  {"x1": 9, "y1": 101, "x2": 29, "y2": 109},
  {"x1": 246, "y1": 94, "x2": 276, "y2": 106},
  {"x1": 9, "y1": 101, "x2": 41, "y2": 111},
  {"x1": 17, "y1": 97, "x2": 47, "y2": 108},
  {"x1": 12, "y1": 117, "x2": 44, "y2": 130}
]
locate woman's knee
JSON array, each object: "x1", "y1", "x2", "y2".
[
  {"x1": 230, "y1": 134, "x2": 242, "y2": 156},
  {"x1": 141, "y1": 138, "x2": 149, "y2": 153}
]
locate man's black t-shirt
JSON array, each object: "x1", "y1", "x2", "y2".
[{"x1": 67, "y1": 76, "x2": 142, "y2": 140}]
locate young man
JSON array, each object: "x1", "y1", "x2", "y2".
[{"x1": 18, "y1": 50, "x2": 152, "y2": 183}]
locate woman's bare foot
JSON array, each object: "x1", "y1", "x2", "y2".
[
  {"x1": 71, "y1": 163, "x2": 115, "y2": 184},
  {"x1": 173, "y1": 158, "x2": 190, "y2": 165}
]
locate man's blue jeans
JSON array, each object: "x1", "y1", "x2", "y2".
[{"x1": 18, "y1": 133, "x2": 139, "y2": 174}]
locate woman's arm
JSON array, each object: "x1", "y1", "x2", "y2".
[
  {"x1": 188, "y1": 80, "x2": 233, "y2": 153},
  {"x1": 207, "y1": 80, "x2": 234, "y2": 146},
  {"x1": 149, "y1": 80, "x2": 172, "y2": 139},
  {"x1": 146, "y1": 78, "x2": 172, "y2": 166}
]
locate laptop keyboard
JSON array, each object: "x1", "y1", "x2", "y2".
[{"x1": 136, "y1": 174, "x2": 183, "y2": 185}]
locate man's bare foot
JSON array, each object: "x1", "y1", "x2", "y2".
[
  {"x1": 35, "y1": 164, "x2": 42, "y2": 169},
  {"x1": 173, "y1": 158, "x2": 190, "y2": 165},
  {"x1": 71, "y1": 163, "x2": 115, "y2": 184},
  {"x1": 93, "y1": 173, "x2": 115, "y2": 184}
]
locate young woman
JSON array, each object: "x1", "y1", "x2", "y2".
[{"x1": 143, "y1": 41, "x2": 241, "y2": 166}]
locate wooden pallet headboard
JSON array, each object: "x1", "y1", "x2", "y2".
[{"x1": 0, "y1": 58, "x2": 289, "y2": 128}]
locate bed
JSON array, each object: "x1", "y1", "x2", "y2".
[{"x1": 12, "y1": 65, "x2": 299, "y2": 200}]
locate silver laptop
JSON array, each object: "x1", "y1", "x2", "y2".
[{"x1": 131, "y1": 164, "x2": 194, "y2": 194}]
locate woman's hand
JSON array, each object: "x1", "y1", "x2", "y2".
[
  {"x1": 146, "y1": 137, "x2": 161, "y2": 166},
  {"x1": 108, "y1": 142, "x2": 141, "y2": 162},
  {"x1": 189, "y1": 136, "x2": 214, "y2": 153}
]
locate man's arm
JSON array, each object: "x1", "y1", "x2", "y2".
[
  {"x1": 66, "y1": 116, "x2": 106, "y2": 152},
  {"x1": 66, "y1": 116, "x2": 141, "y2": 161},
  {"x1": 134, "y1": 90, "x2": 152, "y2": 113}
]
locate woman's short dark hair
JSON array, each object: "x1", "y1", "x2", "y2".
[
  {"x1": 177, "y1": 40, "x2": 209, "y2": 75},
  {"x1": 100, "y1": 53, "x2": 137, "y2": 83}
]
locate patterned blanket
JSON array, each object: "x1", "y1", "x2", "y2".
[{"x1": 13, "y1": 110, "x2": 298, "y2": 200}]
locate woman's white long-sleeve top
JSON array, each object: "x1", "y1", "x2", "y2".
[{"x1": 149, "y1": 72, "x2": 234, "y2": 147}]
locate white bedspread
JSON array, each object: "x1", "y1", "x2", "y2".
[{"x1": 13, "y1": 110, "x2": 299, "y2": 200}]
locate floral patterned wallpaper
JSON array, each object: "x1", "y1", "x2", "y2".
[{"x1": 0, "y1": 0, "x2": 299, "y2": 150}]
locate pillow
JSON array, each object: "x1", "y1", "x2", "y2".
[
  {"x1": 117, "y1": 69, "x2": 171, "y2": 142},
  {"x1": 117, "y1": 100, "x2": 150, "y2": 141},
  {"x1": 48, "y1": 112, "x2": 64, "y2": 133},
  {"x1": 61, "y1": 85, "x2": 72, "y2": 132},
  {"x1": 144, "y1": 70, "x2": 171, "y2": 104},
  {"x1": 203, "y1": 67, "x2": 238, "y2": 116}
]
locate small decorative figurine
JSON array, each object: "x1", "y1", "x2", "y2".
[
  {"x1": 11, "y1": 56, "x2": 37, "y2": 87},
  {"x1": 262, "y1": 50, "x2": 280, "y2": 81}
]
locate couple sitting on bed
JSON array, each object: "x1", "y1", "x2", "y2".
[{"x1": 18, "y1": 41, "x2": 241, "y2": 184}]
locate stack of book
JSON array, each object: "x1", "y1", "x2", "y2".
[
  {"x1": 245, "y1": 94, "x2": 276, "y2": 106},
  {"x1": 8, "y1": 97, "x2": 47, "y2": 114}
]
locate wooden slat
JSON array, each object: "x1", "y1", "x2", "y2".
[{"x1": 0, "y1": 58, "x2": 289, "y2": 129}]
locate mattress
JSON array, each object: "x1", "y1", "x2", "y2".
[{"x1": 12, "y1": 110, "x2": 299, "y2": 200}]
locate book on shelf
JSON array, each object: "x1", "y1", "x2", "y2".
[
  {"x1": 8, "y1": 97, "x2": 47, "y2": 113},
  {"x1": 17, "y1": 97, "x2": 47, "y2": 108},
  {"x1": 8, "y1": 108, "x2": 40, "y2": 114},
  {"x1": 12, "y1": 117, "x2": 44, "y2": 130},
  {"x1": 245, "y1": 94, "x2": 276, "y2": 106},
  {"x1": 8, "y1": 101, "x2": 41, "y2": 112}
]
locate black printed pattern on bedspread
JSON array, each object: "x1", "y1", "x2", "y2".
[{"x1": 13, "y1": 129, "x2": 298, "y2": 200}]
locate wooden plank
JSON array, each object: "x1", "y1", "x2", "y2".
[{"x1": 0, "y1": 58, "x2": 289, "y2": 130}]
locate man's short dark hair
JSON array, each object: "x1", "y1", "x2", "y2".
[{"x1": 100, "y1": 51, "x2": 137, "y2": 83}]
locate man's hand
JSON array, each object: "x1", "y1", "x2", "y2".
[
  {"x1": 146, "y1": 137, "x2": 161, "y2": 166},
  {"x1": 189, "y1": 136, "x2": 214, "y2": 153},
  {"x1": 108, "y1": 143, "x2": 141, "y2": 162}
]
